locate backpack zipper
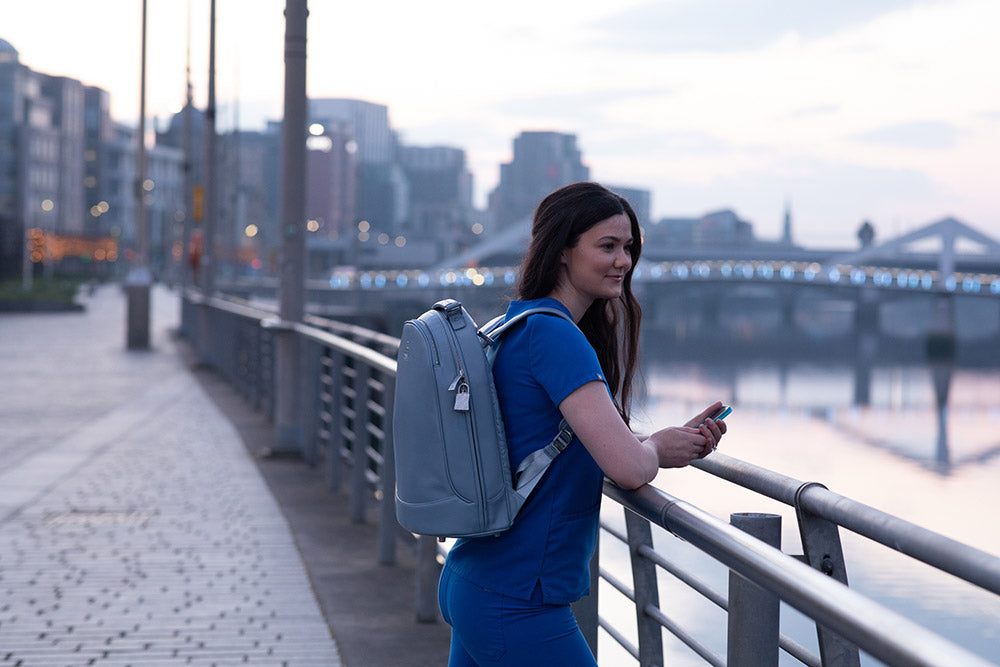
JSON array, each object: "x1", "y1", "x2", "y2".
[{"x1": 443, "y1": 320, "x2": 487, "y2": 530}]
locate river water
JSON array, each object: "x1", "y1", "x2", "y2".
[{"x1": 595, "y1": 319, "x2": 1000, "y2": 665}]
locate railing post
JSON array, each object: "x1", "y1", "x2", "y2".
[
  {"x1": 377, "y1": 374, "x2": 398, "y2": 565},
  {"x1": 415, "y1": 535, "x2": 441, "y2": 623},
  {"x1": 795, "y1": 483, "x2": 861, "y2": 667},
  {"x1": 728, "y1": 513, "x2": 781, "y2": 667},
  {"x1": 572, "y1": 537, "x2": 600, "y2": 659},
  {"x1": 625, "y1": 509, "x2": 664, "y2": 667},
  {"x1": 324, "y1": 349, "x2": 345, "y2": 491},
  {"x1": 350, "y1": 363, "x2": 372, "y2": 523},
  {"x1": 301, "y1": 338, "x2": 322, "y2": 466},
  {"x1": 197, "y1": 299, "x2": 214, "y2": 368}
]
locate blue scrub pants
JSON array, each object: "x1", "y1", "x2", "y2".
[{"x1": 438, "y1": 566, "x2": 598, "y2": 666}]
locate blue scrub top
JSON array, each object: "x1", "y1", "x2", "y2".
[{"x1": 443, "y1": 298, "x2": 608, "y2": 604}]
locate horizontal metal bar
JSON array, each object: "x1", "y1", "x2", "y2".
[
  {"x1": 293, "y1": 322, "x2": 396, "y2": 375},
  {"x1": 796, "y1": 483, "x2": 1000, "y2": 596},
  {"x1": 598, "y1": 567, "x2": 635, "y2": 602},
  {"x1": 599, "y1": 520, "x2": 628, "y2": 545},
  {"x1": 694, "y1": 452, "x2": 1000, "y2": 596},
  {"x1": 604, "y1": 481, "x2": 995, "y2": 667},
  {"x1": 597, "y1": 617, "x2": 639, "y2": 660},
  {"x1": 637, "y1": 543, "x2": 727, "y2": 611},
  {"x1": 643, "y1": 603, "x2": 724, "y2": 667}
]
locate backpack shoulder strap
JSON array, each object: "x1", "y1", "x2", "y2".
[
  {"x1": 512, "y1": 418, "x2": 575, "y2": 501},
  {"x1": 480, "y1": 307, "x2": 575, "y2": 367},
  {"x1": 478, "y1": 306, "x2": 574, "y2": 346},
  {"x1": 478, "y1": 306, "x2": 579, "y2": 499}
]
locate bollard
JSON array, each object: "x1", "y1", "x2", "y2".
[{"x1": 728, "y1": 512, "x2": 781, "y2": 667}]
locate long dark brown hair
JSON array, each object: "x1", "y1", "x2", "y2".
[{"x1": 516, "y1": 182, "x2": 643, "y2": 424}]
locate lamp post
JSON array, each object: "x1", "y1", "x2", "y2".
[
  {"x1": 126, "y1": 0, "x2": 151, "y2": 350},
  {"x1": 273, "y1": 0, "x2": 308, "y2": 452},
  {"x1": 197, "y1": 0, "x2": 218, "y2": 366}
]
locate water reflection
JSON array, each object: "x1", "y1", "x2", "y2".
[
  {"x1": 617, "y1": 316, "x2": 1000, "y2": 665},
  {"x1": 638, "y1": 306, "x2": 1000, "y2": 475}
]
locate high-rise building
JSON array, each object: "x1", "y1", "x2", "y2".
[
  {"x1": 83, "y1": 86, "x2": 114, "y2": 238},
  {"x1": 0, "y1": 37, "x2": 121, "y2": 279},
  {"x1": 0, "y1": 39, "x2": 61, "y2": 278},
  {"x1": 309, "y1": 98, "x2": 407, "y2": 243},
  {"x1": 397, "y1": 145, "x2": 473, "y2": 237},
  {"x1": 310, "y1": 98, "x2": 393, "y2": 165},
  {"x1": 488, "y1": 131, "x2": 590, "y2": 230},
  {"x1": 607, "y1": 185, "x2": 651, "y2": 230},
  {"x1": 0, "y1": 37, "x2": 28, "y2": 278},
  {"x1": 307, "y1": 118, "x2": 357, "y2": 242},
  {"x1": 40, "y1": 74, "x2": 86, "y2": 236}
]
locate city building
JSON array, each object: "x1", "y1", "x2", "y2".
[
  {"x1": 0, "y1": 38, "x2": 36, "y2": 278},
  {"x1": 396, "y1": 144, "x2": 475, "y2": 258},
  {"x1": 83, "y1": 86, "x2": 114, "y2": 238},
  {"x1": 488, "y1": 131, "x2": 590, "y2": 230},
  {"x1": 39, "y1": 74, "x2": 86, "y2": 236},
  {"x1": 219, "y1": 127, "x2": 282, "y2": 276},
  {"x1": 307, "y1": 118, "x2": 356, "y2": 243},
  {"x1": 0, "y1": 37, "x2": 124, "y2": 280},
  {"x1": 607, "y1": 185, "x2": 651, "y2": 230}
]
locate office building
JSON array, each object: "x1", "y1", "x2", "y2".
[{"x1": 488, "y1": 131, "x2": 590, "y2": 230}]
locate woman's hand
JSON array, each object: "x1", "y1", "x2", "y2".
[
  {"x1": 646, "y1": 425, "x2": 712, "y2": 467},
  {"x1": 648, "y1": 402, "x2": 729, "y2": 467},
  {"x1": 687, "y1": 401, "x2": 728, "y2": 457}
]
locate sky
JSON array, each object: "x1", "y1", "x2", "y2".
[{"x1": 3, "y1": 0, "x2": 1000, "y2": 248}]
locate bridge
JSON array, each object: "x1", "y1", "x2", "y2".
[
  {"x1": 325, "y1": 216, "x2": 1000, "y2": 298},
  {"x1": 220, "y1": 217, "x2": 1000, "y2": 360}
]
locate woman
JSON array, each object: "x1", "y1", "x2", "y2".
[{"x1": 438, "y1": 182, "x2": 727, "y2": 666}]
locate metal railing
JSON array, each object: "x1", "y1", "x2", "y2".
[{"x1": 180, "y1": 292, "x2": 1000, "y2": 666}]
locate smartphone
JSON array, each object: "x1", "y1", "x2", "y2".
[{"x1": 708, "y1": 405, "x2": 732, "y2": 421}]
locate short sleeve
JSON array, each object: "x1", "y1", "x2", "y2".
[{"x1": 526, "y1": 315, "x2": 607, "y2": 407}]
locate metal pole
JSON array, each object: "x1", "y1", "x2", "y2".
[
  {"x1": 202, "y1": 0, "x2": 217, "y2": 297},
  {"x1": 125, "y1": 0, "x2": 151, "y2": 350},
  {"x1": 274, "y1": 0, "x2": 308, "y2": 452},
  {"x1": 625, "y1": 510, "x2": 663, "y2": 667},
  {"x1": 728, "y1": 513, "x2": 781, "y2": 667},
  {"x1": 378, "y1": 375, "x2": 398, "y2": 565},
  {"x1": 197, "y1": 0, "x2": 218, "y2": 365},
  {"x1": 572, "y1": 540, "x2": 600, "y2": 658},
  {"x1": 180, "y1": 0, "x2": 194, "y2": 291}
]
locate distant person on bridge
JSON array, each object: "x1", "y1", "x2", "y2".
[{"x1": 438, "y1": 181, "x2": 728, "y2": 666}]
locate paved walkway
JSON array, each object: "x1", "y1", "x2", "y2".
[{"x1": 0, "y1": 284, "x2": 450, "y2": 665}]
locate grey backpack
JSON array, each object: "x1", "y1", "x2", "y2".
[{"x1": 392, "y1": 298, "x2": 575, "y2": 538}]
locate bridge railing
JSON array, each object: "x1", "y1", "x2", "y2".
[{"x1": 179, "y1": 292, "x2": 999, "y2": 666}]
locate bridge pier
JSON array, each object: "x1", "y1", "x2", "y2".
[
  {"x1": 927, "y1": 294, "x2": 956, "y2": 467},
  {"x1": 852, "y1": 288, "x2": 880, "y2": 406}
]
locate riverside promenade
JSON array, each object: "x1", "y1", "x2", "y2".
[{"x1": 0, "y1": 283, "x2": 450, "y2": 665}]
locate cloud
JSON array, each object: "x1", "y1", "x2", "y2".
[
  {"x1": 491, "y1": 88, "x2": 671, "y2": 125},
  {"x1": 851, "y1": 121, "x2": 962, "y2": 150},
  {"x1": 786, "y1": 104, "x2": 842, "y2": 119},
  {"x1": 597, "y1": 0, "x2": 925, "y2": 53}
]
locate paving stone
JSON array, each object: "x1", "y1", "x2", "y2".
[{"x1": 0, "y1": 286, "x2": 341, "y2": 665}]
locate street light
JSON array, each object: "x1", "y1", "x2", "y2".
[{"x1": 126, "y1": 0, "x2": 152, "y2": 350}]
